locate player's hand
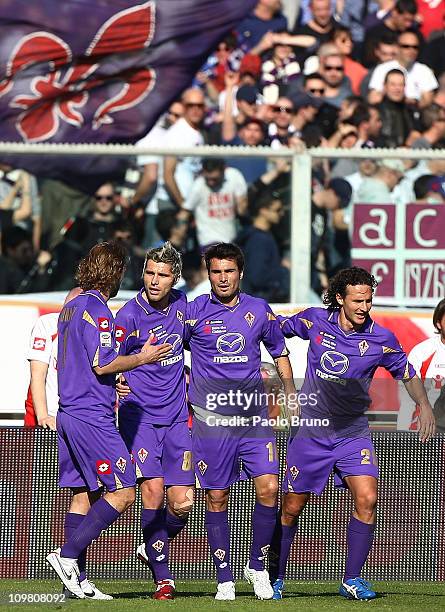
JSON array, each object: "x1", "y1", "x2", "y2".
[
  {"x1": 140, "y1": 334, "x2": 172, "y2": 363},
  {"x1": 418, "y1": 403, "x2": 436, "y2": 443},
  {"x1": 38, "y1": 415, "x2": 56, "y2": 431},
  {"x1": 116, "y1": 374, "x2": 131, "y2": 399}
]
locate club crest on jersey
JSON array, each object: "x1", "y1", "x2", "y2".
[
  {"x1": 214, "y1": 549, "x2": 226, "y2": 561},
  {"x1": 177, "y1": 310, "x2": 184, "y2": 324},
  {"x1": 138, "y1": 448, "x2": 148, "y2": 463},
  {"x1": 32, "y1": 337, "x2": 46, "y2": 351},
  {"x1": 244, "y1": 311, "x2": 255, "y2": 327},
  {"x1": 198, "y1": 460, "x2": 208, "y2": 475},
  {"x1": 98, "y1": 317, "x2": 110, "y2": 331},
  {"x1": 152, "y1": 540, "x2": 165, "y2": 553},
  {"x1": 115, "y1": 326, "x2": 126, "y2": 343},
  {"x1": 115, "y1": 457, "x2": 127, "y2": 473},
  {"x1": 289, "y1": 465, "x2": 300, "y2": 480},
  {"x1": 358, "y1": 340, "x2": 369, "y2": 356},
  {"x1": 96, "y1": 460, "x2": 111, "y2": 475}
]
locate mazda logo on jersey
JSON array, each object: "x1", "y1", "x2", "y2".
[
  {"x1": 216, "y1": 333, "x2": 245, "y2": 354},
  {"x1": 320, "y1": 350, "x2": 349, "y2": 375},
  {"x1": 164, "y1": 333, "x2": 182, "y2": 351}
]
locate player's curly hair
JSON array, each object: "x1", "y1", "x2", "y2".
[
  {"x1": 143, "y1": 242, "x2": 182, "y2": 284},
  {"x1": 204, "y1": 242, "x2": 244, "y2": 273},
  {"x1": 433, "y1": 298, "x2": 445, "y2": 333},
  {"x1": 323, "y1": 267, "x2": 378, "y2": 309},
  {"x1": 75, "y1": 241, "x2": 128, "y2": 295}
]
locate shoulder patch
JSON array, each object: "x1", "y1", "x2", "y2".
[
  {"x1": 267, "y1": 312, "x2": 276, "y2": 321},
  {"x1": 128, "y1": 329, "x2": 140, "y2": 339},
  {"x1": 300, "y1": 318, "x2": 313, "y2": 330},
  {"x1": 382, "y1": 345, "x2": 398, "y2": 353},
  {"x1": 185, "y1": 319, "x2": 198, "y2": 327},
  {"x1": 403, "y1": 362, "x2": 412, "y2": 380},
  {"x1": 92, "y1": 346, "x2": 100, "y2": 367},
  {"x1": 82, "y1": 310, "x2": 97, "y2": 327}
]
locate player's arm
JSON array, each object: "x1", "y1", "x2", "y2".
[
  {"x1": 402, "y1": 375, "x2": 436, "y2": 443},
  {"x1": 94, "y1": 336, "x2": 172, "y2": 376},
  {"x1": 278, "y1": 309, "x2": 313, "y2": 340},
  {"x1": 29, "y1": 360, "x2": 56, "y2": 430}
]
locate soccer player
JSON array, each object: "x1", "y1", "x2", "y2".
[
  {"x1": 115, "y1": 243, "x2": 194, "y2": 600},
  {"x1": 269, "y1": 267, "x2": 436, "y2": 601},
  {"x1": 46, "y1": 241, "x2": 172, "y2": 599},
  {"x1": 397, "y1": 298, "x2": 445, "y2": 431},
  {"x1": 184, "y1": 242, "x2": 295, "y2": 601}
]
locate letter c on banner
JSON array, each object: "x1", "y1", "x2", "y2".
[{"x1": 413, "y1": 209, "x2": 437, "y2": 247}]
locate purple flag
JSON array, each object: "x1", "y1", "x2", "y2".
[{"x1": 0, "y1": 0, "x2": 255, "y2": 185}]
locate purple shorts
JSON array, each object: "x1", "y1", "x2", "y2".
[
  {"x1": 57, "y1": 411, "x2": 136, "y2": 492},
  {"x1": 283, "y1": 434, "x2": 378, "y2": 495},
  {"x1": 192, "y1": 417, "x2": 279, "y2": 490},
  {"x1": 119, "y1": 418, "x2": 194, "y2": 486}
]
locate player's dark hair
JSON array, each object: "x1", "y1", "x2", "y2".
[
  {"x1": 75, "y1": 240, "x2": 128, "y2": 295},
  {"x1": 394, "y1": 0, "x2": 417, "y2": 15},
  {"x1": 433, "y1": 298, "x2": 445, "y2": 333},
  {"x1": 323, "y1": 267, "x2": 378, "y2": 308},
  {"x1": 204, "y1": 242, "x2": 244, "y2": 273}
]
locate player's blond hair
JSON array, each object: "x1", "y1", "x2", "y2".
[{"x1": 143, "y1": 242, "x2": 182, "y2": 284}]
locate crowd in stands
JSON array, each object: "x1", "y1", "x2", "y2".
[{"x1": 1, "y1": 0, "x2": 445, "y2": 300}]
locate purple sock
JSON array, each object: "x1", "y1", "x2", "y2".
[
  {"x1": 344, "y1": 516, "x2": 376, "y2": 581},
  {"x1": 269, "y1": 513, "x2": 298, "y2": 581},
  {"x1": 249, "y1": 502, "x2": 278, "y2": 571},
  {"x1": 64, "y1": 513, "x2": 87, "y2": 582},
  {"x1": 165, "y1": 508, "x2": 188, "y2": 539},
  {"x1": 61, "y1": 497, "x2": 120, "y2": 559},
  {"x1": 205, "y1": 510, "x2": 234, "y2": 583},
  {"x1": 141, "y1": 509, "x2": 172, "y2": 582}
]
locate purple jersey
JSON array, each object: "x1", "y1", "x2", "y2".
[
  {"x1": 116, "y1": 289, "x2": 187, "y2": 425},
  {"x1": 185, "y1": 291, "x2": 288, "y2": 417},
  {"x1": 280, "y1": 307, "x2": 416, "y2": 436},
  {"x1": 57, "y1": 290, "x2": 117, "y2": 424}
]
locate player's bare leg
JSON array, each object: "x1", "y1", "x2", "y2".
[
  {"x1": 339, "y1": 475, "x2": 377, "y2": 600},
  {"x1": 269, "y1": 491, "x2": 310, "y2": 599},
  {"x1": 243, "y1": 474, "x2": 278, "y2": 600},
  {"x1": 166, "y1": 485, "x2": 194, "y2": 538},
  {"x1": 205, "y1": 488, "x2": 235, "y2": 600}
]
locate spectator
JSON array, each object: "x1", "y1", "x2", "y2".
[
  {"x1": 363, "y1": 0, "x2": 418, "y2": 68},
  {"x1": 194, "y1": 33, "x2": 239, "y2": 101},
  {"x1": 261, "y1": 34, "x2": 301, "y2": 104},
  {"x1": 359, "y1": 31, "x2": 399, "y2": 96},
  {"x1": 236, "y1": 190, "x2": 289, "y2": 301},
  {"x1": 345, "y1": 158, "x2": 379, "y2": 200},
  {"x1": 330, "y1": 25, "x2": 368, "y2": 95},
  {"x1": 421, "y1": 15, "x2": 445, "y2": 79},
  {"x1": 222, "y1": 73, "x2": 268, "y2": 183},
  {"x1": 311, "y1": 178, "x2": 352, "y2": 295},
  {"x1": 236, "y1": 0, "x2": 288, "y2": 54},
  {"x1": 355, "y1": 158, "x2": 405, "y2": 203},
  {"x1": 79, "y1": 182, "x2": 121, "y2": 254},
  {"x1": 327, "y1": 178, "x2": 354, "y2": 275},
  {"x1": 164, "y1": 88, "x2": 206, "y2": 208},
  {"x1": 412, "y1": 175, "x2": 445, "y2": 203},
  {"x1": 377, "y1": 68, "x2": 417, "y2": 146},
  {"x1": 408, "y1": 103, "x2": 445, "y2": 148},
  {"x1": 367, "y1": 104, "x2": 385, "y2": 145},
  {"x1": 0, "y1": 226, "x2": 50, "y2": 294},
  {"x1": 319, "y1": 52, "x2": 353, "y2": 108},
  {"x1": 183, "y1": 158, "x2": 247, "y2": 248},
  {"x1": 293, "y1": 0, "x2": 336, "y2": 60},
  {"x1": 0, "y1": 168, "x2": 33, "y2": 241},
  {"x1": 289, "y1": 92, "x2": 322, "y2": 140},
  {"x1": 368, "y1": 29, "x2": 438, "y2": 108},
  {"x1": 155, "y1": 209, "x2": 191, "y2": 255},
  {"x1": 303, "y1": 71, "x2": 327, "y2": 98},
  {"x1": 132, "y1": 101, "x2": 184, "y2": 247},
  {"x1": 110, "y1": 219, "x2": 145, "y2": 290},
  {"x1": 268, "y1": 97, "x2": 298, "y2": 147}
]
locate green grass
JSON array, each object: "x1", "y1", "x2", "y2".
[{"x1": 1, "y1": 580, "x2": 445, "y2": 611}]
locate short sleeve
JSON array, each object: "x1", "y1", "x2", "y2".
[
  {"x1": 379, "y1": 331, "x2": 416, "y2": 381},
  {"x1": 27, "y1": 316, "x2": 54, "y2": 364},
  {"x1": 261, "y1": 302, "x2": 289, "y2": 359},
  {"x1": 82, "y1": 308, "x2": 116, "y2": 368}
]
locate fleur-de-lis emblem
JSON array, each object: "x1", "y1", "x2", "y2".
[{"x1": 1, "y1": 2, "x2": 156, "y2": 142}]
